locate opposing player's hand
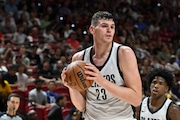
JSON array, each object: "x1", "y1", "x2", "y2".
[{"x1": 84, "y1": 63, "x2": 104, "y2": 85}]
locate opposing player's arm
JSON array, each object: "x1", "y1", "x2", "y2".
[
  {"x1": 168, "y1": 103, "x2": 180, "y2": 120},
  {"x1": 67, "y1": 51, "x2": 87, "y2": 111}
]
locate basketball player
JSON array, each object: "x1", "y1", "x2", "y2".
[
  {"x1": 61, "y1": 11, "x2": 142, "y2": 120},
  {"x1": 135, "y1": 68, "x2": 180, "y2": 120}
]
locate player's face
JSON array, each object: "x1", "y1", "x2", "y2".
[
  {"x1": 150, "y1": 76, "x2": 169, "y2": 98},
  {"x1": 7, "y1": 97, "x2": 20, "y2": 112},
  {"x1": 90, "y1": 19, "x2": 115, "y2": 43}
]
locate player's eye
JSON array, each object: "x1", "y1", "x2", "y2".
[
  {"x1": 111, "y1": 26, "x2": 115, "y2": 29},
  {"x1": 102, "y1": 25, "x2": 108, "y2": 28}
]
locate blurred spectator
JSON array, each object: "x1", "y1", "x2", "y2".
[
  {"x1": 12, "y1": 45, "x2": 30, "y2": 68},
  {"x1": 38, "y1": 60, "x2": 56, "y2": 83},
  {"x1": 51, "y1": 48, "x2": 62, "y2": 65},
  {"x1": 49, "y1": 15, "x2": 64, "y2": 34},
  {"x1": 172, "y1": 81, "x2": 180, "y2": 99},
  {"x1": 150, "y1": 56, "x2": 164, "y2": 69},
  {"x1": 28, "y1": 79, "x2": 49, "y2": 109},
  {"x1": 60, "y1": 56, "x2": 69, "y2": 68},
  {"x1": 0, "y1": 17, "x2": 16, "y2": 35},
  {"x1": 1, "y1": 11, "x2": 16, "y2": 28},
  {"x1": 81, "y1": 34, "x2": 92, "y2": 49},
  {"x1": 43, "y1": 27, "x2": 55, "y2": 43},
  {"x1": 0, "y1": 7, "x2": 4, "y2": 22},
  {"x1": 16, "y1": 64, "x2": 29, "y2": 91},
  {"x1": 39, "y1": 48, "x2": 52, "y2": 64},
  {"x1": 64, "y1": 24, "x2": 74, "y2": 39},
  {"x1": 28, "y1": 11, "x2": 41, "y2": 28},
  {"x1": 2, "y1": 64, "x2": 18, "y2": 89},
  {"x1": 148, "y1": 21, "x2": 160, "y2": 34},
  {"x1": 0, "y1": 72, "x2": 12, "y2": 112},
  {"x1": 48, "y1": 94, "x2": 67, "y2": 120},
  {"x1": 139, "y1": 59, "x2": 152, "y2": 76},
  {"x1": 40, "y1": 14, "x2": 51, "y2": 30},
  {"x1": 53, "y1": 59, "x2": 65, "y2": 77},
  {"x1": 135, "y1": 42, "x2": 151, "y2": 60},
  {"x1": 12, "y1": 54, "x2": 23, "y2": 66},
  {"x1": 4, "y1": 0, "x2": 18, "y2": 15},
  {"x1": 165, "y1": 55, "x2": 180, "y2": 75},
  {"x1": 119, "y1": 29, "x2": 128, "y2": 44},
  {"x1": 12, "y1": 25, "x2": 27, "y2": 45},
  {"x1": 46, "y1": 81, "x2": 58, "y2": 107},
  {"x1": 27, "y1": 26, "x2": 40, "y2": 43},
  {"x1": 52, "y1": 60, "x2": 64, "y2": 83},
  {"x1": 156, "y1": 44, "x2": 171, "y2": 63},
  {"x1": 26, "y1": 109, "x2": 37, "y2": 120},
  {"x1": 36, "y1": 40, "x2": 45, "y2": 55},
  {"x1": 0, "y1": 40, "x2": 13, "y2": 63},
  {"x1": 17, "y1": 3, "x2": 30, "y2": 21},
  {"x1": 26, "y1": 44, "x2": 41, "y2": 67},
  {"x1": 54, "y1": 31, "x2": 65, "y2": 42},
  {"x1": 134, "y1": 16, "x2": 147, "y2": 32},
  {"x1": 66, "y1": 32, "x2": 80, "y2": 52}
]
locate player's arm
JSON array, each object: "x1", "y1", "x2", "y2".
[
  {"x1": 118, "y1": 46, "x2": 142, "y2": 106},
  {"x1": 61, "y1": 51, "x2": 86, "y2": 111},
  {"x1": 168, "y1": 103, "x2": 180, "y2": 120}
]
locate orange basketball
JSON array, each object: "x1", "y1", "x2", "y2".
[{"x1": 65, "y1": 60, "x2": 93, "y2": 91}]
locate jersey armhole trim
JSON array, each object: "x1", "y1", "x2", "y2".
[
  {"x1": 166, "y1": 101, "x2": 173, "y2": 120},
  {"x1": 117, "y1": 45, "x2": 123, "y2": 80}
]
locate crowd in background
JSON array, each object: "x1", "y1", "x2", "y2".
[{"x1": 0, "y1": 0, "x2": 180, "y2": 117}]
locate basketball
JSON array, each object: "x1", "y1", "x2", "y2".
[{"x1": 65, "y1": 60, "x2": 93, "y2": 91}]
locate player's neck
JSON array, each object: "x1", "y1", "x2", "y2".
[
  {"x1": 150, "y1": 96, "x2": 166, "y2": 106},
  {"x1": 6, "y1": 110, "x2": 16, "y2": 116},
  {"x1": 92, "y1": 42, "x2": 112, "y2": 58}
]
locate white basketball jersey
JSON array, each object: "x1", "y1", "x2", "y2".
[
  {"x1": 140, "y1": 97, "x2": 172, "y2": 120},
  {"x1": 82, "y1": 42, "x2": 134, "y2": 120}
]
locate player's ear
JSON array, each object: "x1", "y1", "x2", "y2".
[
  {"x1": 165, "y1": 85, "x2": 169, "y2": 93},
  {"x1": 89, "y1": 25, "x2": 94, "y2": 34}
]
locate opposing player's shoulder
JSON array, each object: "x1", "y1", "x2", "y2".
[
  {"x1": 72, "y1": 50, "x2": 84, "y2": 61},
  {"x1": 168, "y1": 102, "x2": 180, "y2": 119}
]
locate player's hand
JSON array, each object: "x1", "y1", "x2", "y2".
[
  {"x1": 84, "y1": 63, "x2": 104, "y2": 85},
  {"x1": 61, "y1": 67, "x2": 80, "y2": 91},
  {"x1": 61, "y1": 67, "x2": 68, "y2": 86}
]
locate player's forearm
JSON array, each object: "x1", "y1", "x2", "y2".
[
  {"x1": 102, "y1": 79, "x2": 142, "y2": 107},
  {"x1": 69, "y1": 88, "x2": 86, "y2": 111}
]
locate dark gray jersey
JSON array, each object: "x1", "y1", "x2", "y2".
[{"x1": 82, "y1": 42, "x2": 134, "y2": 120}]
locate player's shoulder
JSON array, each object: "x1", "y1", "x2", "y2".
[
  {"x1": 72, "y1": 50, "x2": 85, "y2": 61},
  {"x1": 117, "y1": 44, "x2": 135, "y2": 57},
  {"x1": 168, "y1": 102, "x2": 180, "y2": 113},
  {"x1": 118, "y1": 44, "x2": 133, "y2": 52}
]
